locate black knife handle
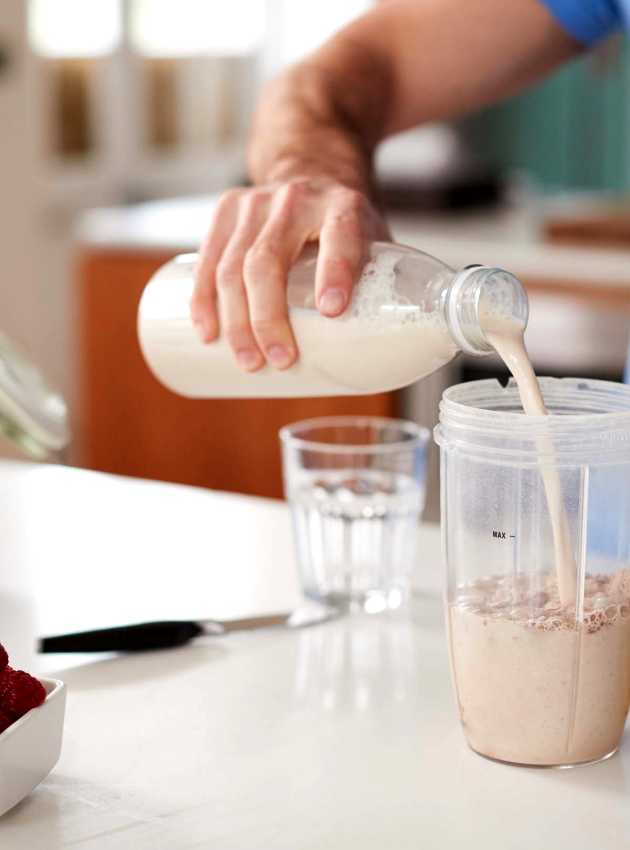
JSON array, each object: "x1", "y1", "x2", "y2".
[{"x1": 39, "y1": 620, "x2": 205, "y2": 653}]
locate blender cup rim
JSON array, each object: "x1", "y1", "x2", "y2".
[
  {"x1": 435, "y1": 377, "x2": 630, "y2": 465},
  {"x1": 279, "y1": 415, "x2": 430, "y2": 454},
  {"x1": 440, "y1": 377, "x2": 630, "y2": 425}
]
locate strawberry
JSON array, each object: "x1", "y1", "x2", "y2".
[
  {"x1": 0, "y1": 644, "x2": 7, "y2": 674},
  {"x1": 0, "y1": 708, "x2": 13, "y2": 735},
  {"x1": 0, "y1": 667, "x2": 46, "y2": 720}
]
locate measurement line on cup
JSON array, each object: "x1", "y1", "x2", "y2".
[{"x1": 491, "y1": 530, "x2": 516, "y2": 540}]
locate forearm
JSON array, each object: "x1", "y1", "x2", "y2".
[
  {"x1": 248, "y1": 42, "x2": 390, "y2": 193},
  {"x1": 248, "y1": 0, "x2": 580, "y2": 189}
]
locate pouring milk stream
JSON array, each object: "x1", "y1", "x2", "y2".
[
  {"x1": 139, "y1": 241, "x2": 575, "y2": 600},
  {"x1": 482, "y1": 316, "x2": 577, "y2": 606}
]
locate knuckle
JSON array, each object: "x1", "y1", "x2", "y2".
[
  {"x1": 215, "y1": 259, "x2": 242, "y2": 292},
  {"x1": 190, "y1": 291, "x2": 212, "y2": 313},
  {"x1": 222, "y1": 187, "x2": 245, "y2": 206},
  {"x1": 338, "y1": 188, "x2": 367, "y2": 216},
  {"x1": 276, "y1": 178, "x2": 312, "y2": 213},
  {"x1": 241, "y1": 188, "x2": 270, "y2": 217},
  {"x1": 210, "y1": 188, "x2": 244, "y2": 227},
  {"x1": 244, "y1": 242, "x2": 278, "y2": 277},
  {"x1": 214, "y1": 188, "x2": 243, "y2": 218},
  {"x1": 286, "y1": 177, "x2": 312, "y2": 197},
  {"x1": 328, "y1": 209, "x2": 363, "y2": 238}
]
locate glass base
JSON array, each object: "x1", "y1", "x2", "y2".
[
  {"x1": 468, "y1": 743, "x2": 619, "y2": 770},
  {"x1": 305, "y1": 586, "x2": 408, "y2": 614}
]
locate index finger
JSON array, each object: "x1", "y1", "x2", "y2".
[{"x1": 191, "y1": 189, "x2": 244, "y2": 341}]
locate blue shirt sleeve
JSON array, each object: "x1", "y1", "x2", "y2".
[{"x1": 538, "y1": 0, "x2": 624, "y2": 45}]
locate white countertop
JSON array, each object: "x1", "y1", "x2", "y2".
[
  {"x1": 77, "y1": 193, "x2": 630, "y2": 290},
  {"x1": 0, "y1": 462, "x2": 629, "y2": 849}
]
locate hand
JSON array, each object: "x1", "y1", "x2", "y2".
[{"x1": 190, "y1": 177, "x2": 389, "y2": 372}]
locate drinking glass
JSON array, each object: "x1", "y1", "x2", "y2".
[{"x1": 280, "y1": 416, "x2": 429, "y2": 613}]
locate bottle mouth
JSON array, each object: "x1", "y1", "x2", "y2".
[{"x1": 446, "y1": 265, "x2": 529, "y2": 356}]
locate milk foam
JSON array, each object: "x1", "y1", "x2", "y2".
[{"x1": 347, "y1": 250, "x2": 425, "y2": 325}]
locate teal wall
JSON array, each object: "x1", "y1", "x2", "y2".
[{"x1": 466, "y1": 44, "x2": 630, "y2": 192}]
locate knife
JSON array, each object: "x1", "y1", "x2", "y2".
[{"x1": 39, "y1": 607, "x2": 338, "y2": 653}]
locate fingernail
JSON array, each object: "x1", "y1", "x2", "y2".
[
  {"x1": 319, "y1": 288, "x2": 346, "y2": 316},
  {"x1": 236, "y1": 349, "x2": 262, "y2": 371},
  {"x1": 267, "y1": 344, "x2": 292, "y2": 368}
]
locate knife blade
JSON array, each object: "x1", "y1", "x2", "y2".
[{"x1": 38, "y1": 606, "x2": 338, "y2": 653}]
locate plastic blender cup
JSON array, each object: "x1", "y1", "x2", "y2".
[{"x1": 435, "y1": 377, "x2": 630, "y2": 767}]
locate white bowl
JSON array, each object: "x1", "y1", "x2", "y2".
[{"x1": 0, "y1": 677, "x2": 66, "y2": 817}]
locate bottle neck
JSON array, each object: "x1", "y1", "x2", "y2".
[{"x1": 444, "y1": 265, "x2": 529, "y2": 356}]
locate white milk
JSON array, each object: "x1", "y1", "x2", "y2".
[{"x1": 139, "y1": 251, "x2": 458, "y2": 398}]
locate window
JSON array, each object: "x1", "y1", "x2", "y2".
[
  {"x1": 277, "y1": 0, "x2": 370, "y2": 67},
  {"x1": 28, "y1": 1, "x2": 375, "y2": 171},
  {"x1": 29, "y1": 0, "x2": 121, "y2": 58},
  {"x1": 130, "y1": 0, "x2": 266, "y2": 57}
]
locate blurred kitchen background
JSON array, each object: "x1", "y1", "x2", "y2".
[{"x1": 3, "y1": 0, "x2": 630, "y2": 517}]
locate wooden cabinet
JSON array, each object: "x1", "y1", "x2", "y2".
[{"x1": 76, "y1": 249, "x2": 397, "y2": 499}]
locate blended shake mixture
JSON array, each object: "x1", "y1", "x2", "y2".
[
  {"x1": 449, "y1": 571, "x2": 630, "y2": 765},
  {"x1": 448, "y1": 315, "x2": 630, "y2": 765}
]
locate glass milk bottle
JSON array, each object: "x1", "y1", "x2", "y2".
[{"x1": 138, "y1": 242, "x2": 528, "y2": 398}]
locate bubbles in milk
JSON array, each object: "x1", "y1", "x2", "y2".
[
  {"x1": 346, "y1": 251, "x2": 444, "y2": 329},
  {"x1": 347, "y1": 251, "x2": 405, "y2": 320},
  {"x1": 454, "y1": 570, "x2": 630, "y2": 633}
]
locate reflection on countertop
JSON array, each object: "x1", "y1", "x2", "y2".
[{"x1": 293, "y1": 594, "x2": 448, "y2": 715}]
